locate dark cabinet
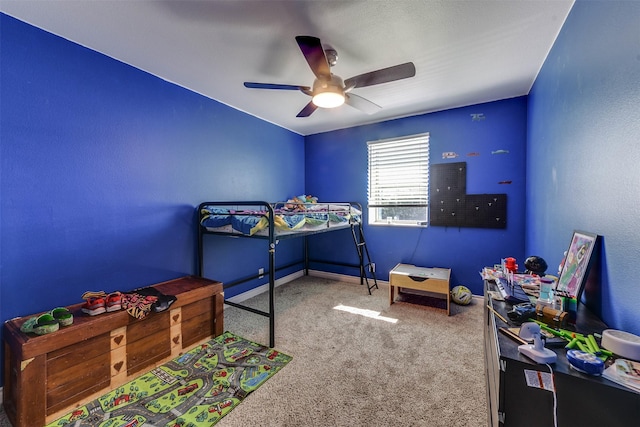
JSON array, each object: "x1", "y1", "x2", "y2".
[{"x1": 484, "y1": 280, "x2": 639, "y2": 426}]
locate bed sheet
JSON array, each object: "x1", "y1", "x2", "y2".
[{"x1": 200, "y1": 203, "x2": 361, "y2": 236}]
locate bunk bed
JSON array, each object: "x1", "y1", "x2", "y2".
[{"x1": 197, "y1": 200, "x2": 378, "y2": 347}]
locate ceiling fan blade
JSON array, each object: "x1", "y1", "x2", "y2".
[
  {"x1": 345, "y1": 93, "x2": 381, "y2": 115},
  {"x1": 295, "y1": 36, "x2": 331, "y2": 79},
  {"x1": 296, "y1": 101, "x2": 318, "y2": 118},
  {"x1": 244, "y1": 82, "x2": 310, "y2": 91},
  {"x1": 344, "y1": 62, "x2": 416, "y2": 91}
]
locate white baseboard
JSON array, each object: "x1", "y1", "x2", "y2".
[
  {"x1": 308, "y1": 269, "x2": 389, "y2": 286},
  {"x1": 224, "y1": 269, "x2": 387, "y2": 305},
  {"x1": 224, "y1": 270, "x2": 305, "y2": 304}
]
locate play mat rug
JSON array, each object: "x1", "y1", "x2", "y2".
[{"x1": 45, "y1": 332, "x2": 292, "y2": 427}]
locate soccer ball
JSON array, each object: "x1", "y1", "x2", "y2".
[{"x1": 451, "y1": 285, "x2": 472, "y2": 305}]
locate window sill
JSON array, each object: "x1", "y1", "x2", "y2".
[{"x1": 369, "y1": 221, "x2": 428, "y2": 228}]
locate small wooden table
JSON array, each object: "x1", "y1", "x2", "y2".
[
  {"x1": 3, "y1": 276, "x2": 223, "y2": 427},
  {"x1": 389, "y1": 263, "x2": 451, "y2": 315}
]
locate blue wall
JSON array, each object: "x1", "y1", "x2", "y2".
[
  {"x1": 305, "y1": 97, "x2": 528, "y2": 295},
  {"x1": 527, "y1": 0, "x2": 640, "y2": 335},
  {"x1": 0, "y1": 14, "x2": 304, "y2": 381},
  {"x1": 4, "y1": 0, "x2": 639, "y2": 390}
]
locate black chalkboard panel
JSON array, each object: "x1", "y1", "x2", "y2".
[
  {"x1": 464, "y1": 194, "x2": 507, "y2": 228},
  {"x1": 429, "y1": 162, "x2": 506, "y2": 228}
]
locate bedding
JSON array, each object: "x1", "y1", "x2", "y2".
[{"x1": 200, "y1": 201, "x2": 362, "y2": 236}]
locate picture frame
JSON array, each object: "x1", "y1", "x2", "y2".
[{"x1": 556, "y1": 230, "x2": 598, "y2": 300}]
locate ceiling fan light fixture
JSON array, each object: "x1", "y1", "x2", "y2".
[
  {"x1": 312, "y1": 90, "x2": 345, "y2": 108},
  {"x1": 244, "y1": 36, "x2": 415, "y2": 117},
  {"x1": 312, "y1": 75, "x2": 345, "y2": 108}
]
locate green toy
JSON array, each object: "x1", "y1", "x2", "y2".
[{"x1": 529, "y1": 319, "x2": 612, "y2": 360}]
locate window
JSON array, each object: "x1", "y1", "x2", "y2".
[{"x1": 367, "y1": 133, "x2": 430, "y2": 225}]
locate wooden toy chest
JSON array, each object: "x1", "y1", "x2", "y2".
[{"x1": 3, "y1": 276, "x2": 224, "y2": 427}]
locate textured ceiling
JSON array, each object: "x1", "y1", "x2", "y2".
[{"x1": 1, "y1": 0, "x2": 574, "y2": 135}]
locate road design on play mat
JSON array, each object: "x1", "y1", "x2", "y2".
[{"x1": 45, "y1": 332, "x2": 292, "y2": 427}]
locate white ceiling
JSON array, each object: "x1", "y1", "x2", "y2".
[{"x1": 1, "y1": 0, "x2": 574, "y2": 136}]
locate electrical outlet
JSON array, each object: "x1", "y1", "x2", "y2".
[
  {"x1": 369, "y1": 263, "x2": 376, "y2": 273},
  {"x1": 258, "y1": 268, "x2": 264, "y2": 278}
]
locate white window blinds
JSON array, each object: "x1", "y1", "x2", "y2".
[{"x1": 367, "y1": 133, "x2": 430, "y2": 207}]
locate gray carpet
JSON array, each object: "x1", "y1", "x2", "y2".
[
  {"x1": 0, "y1": 275, "x2": 487, "y2": 427},
  {"x1": 218, "y1": 275, "x2": 487, "y2": 427},
  {"x1": 0, "y1": 406, "x2": 9, "y2": 427}
]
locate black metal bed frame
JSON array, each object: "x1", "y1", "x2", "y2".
[{"x1": 196, "y1": 200, "x2": 377, "y2": 347}]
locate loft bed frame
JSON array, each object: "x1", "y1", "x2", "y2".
[{"x1": 197, "y1": 200, "x2": 378, "y2": 347}]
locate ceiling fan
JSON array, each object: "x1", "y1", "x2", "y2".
[{"x1": 243, "y1": 36, "x2": 416, "y2": 118}]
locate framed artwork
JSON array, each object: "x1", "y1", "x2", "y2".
[{"x1": 556, "y1": 230, "x2": 598, "y2": 299}]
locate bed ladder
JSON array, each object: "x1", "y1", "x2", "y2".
[{"x1": 351, "y1": 222, "x2": 379, "y2": 295}]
